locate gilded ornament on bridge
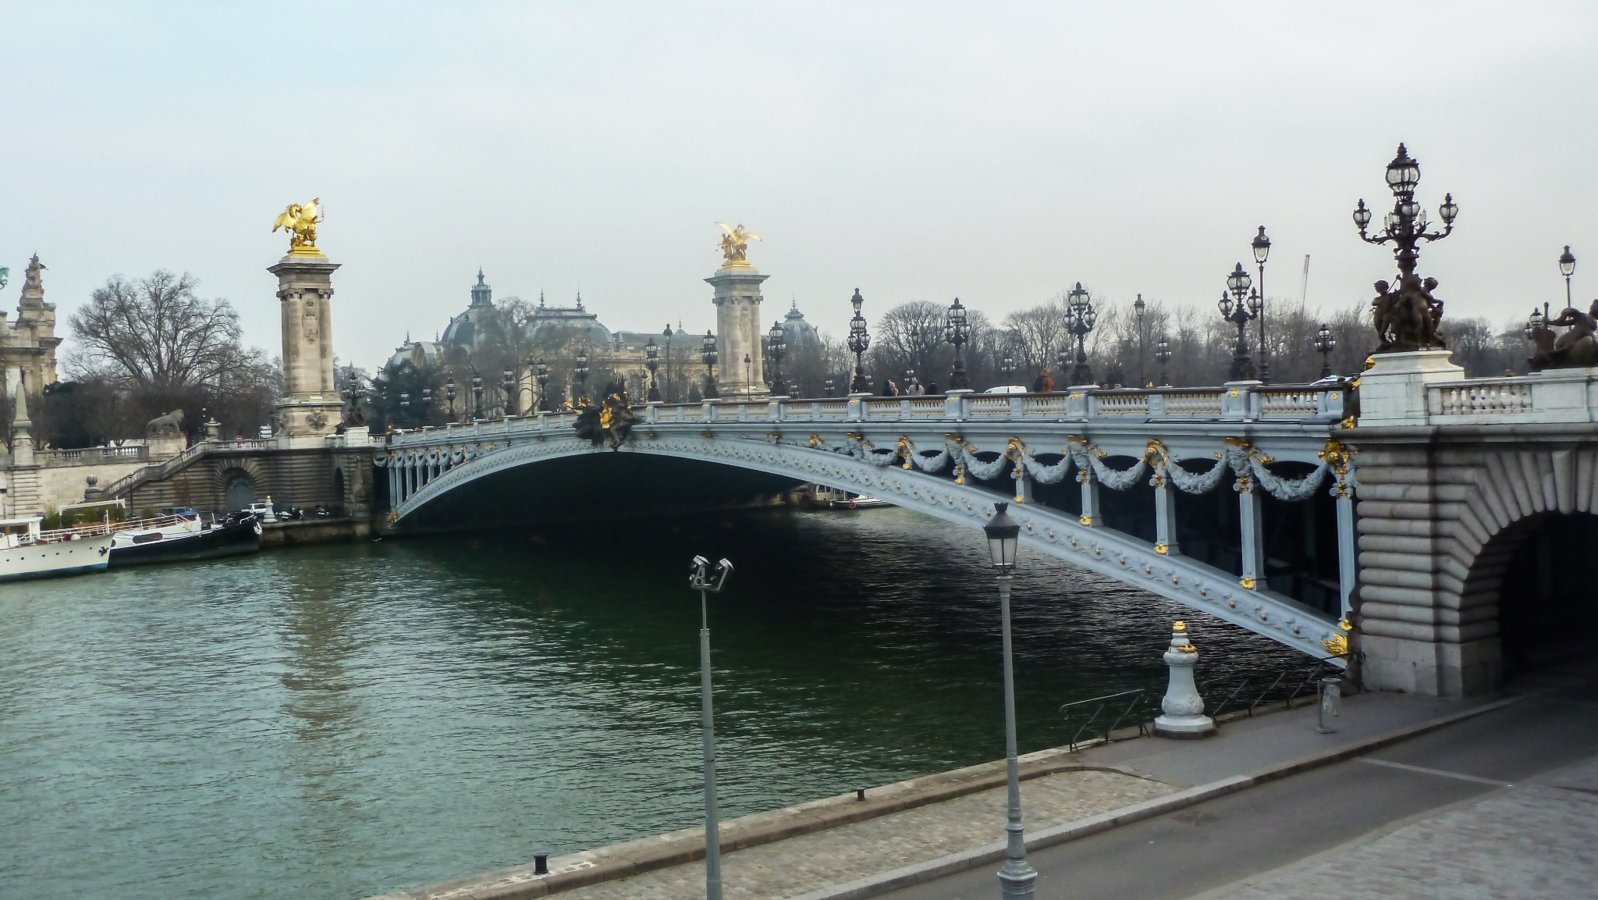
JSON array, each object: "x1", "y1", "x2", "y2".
[
  {"x1": 1321, "y1": 619, "x2": 1353, "y2": 657},
  {"x1": 807, "y1": 434, "x2": 824, "y2": 449},
  {"x1": 715, "y1": 222, "x2": 760, "y2": 266},
  {"x1": 272, "y1": 197, "x2": 325, "y2": 255},
  {"x1": 1154, "y1": 542, "x2": 1169, "y2": 555},
  {"x1": 574, "y1": 383, "x2": 636, "y2": 450},
  {"x1": 1239, "y1": 576, "x2": 1257, "y2": 590},
  {"x1": 896, "y1": 436, "x2": 914, "y2": 469}
]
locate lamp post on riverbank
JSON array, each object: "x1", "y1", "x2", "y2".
[
  {"x1": 984, "y1": 502, "x2": 1036, "y2": 898},
  {"x1": 689, "y1": 555, "x2": 734, "y2": 900}
]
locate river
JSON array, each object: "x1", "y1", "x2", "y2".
[{"x1": 0, "y1": 506, "x2": 1296, "y2": 898}]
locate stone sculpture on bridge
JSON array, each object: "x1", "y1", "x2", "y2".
[
  {"x1": 1527, "y1": 299, "x2": 1598, "y2": 371},
  {"x1": 1370, "y1": 274, "x2": 1445, "y2": 352},
  {"x1": 145, "y1": 409, "x2": 185, "y2": 437},
  {"x1": 272, "y1": 198, "x2": 324, "y2": 255}
]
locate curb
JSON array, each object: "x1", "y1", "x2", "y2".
[{"x1": 791, "y1": 692, "x2": 1527, "y2": 900}]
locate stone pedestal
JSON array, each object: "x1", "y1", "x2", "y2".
[
  {"x1": 270, "y1": 252, "x2": 344, "y2": 441},
  {"x1": 707, "y1": 264, "x2": 770, "y2": 401},
  {"x1": 1154, "y1": 622, "x2": 1215, "y2": 738},
  {"x1": 1356, "y1": 350, "x2": 1464, "y2": 426}
]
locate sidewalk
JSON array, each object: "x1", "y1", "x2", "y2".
[{"x1": 376, "y1": 682, "x2": 1517, "y2": 900}]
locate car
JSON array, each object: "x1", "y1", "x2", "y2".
[{"x1": 984, "y1": 385, "x2": 1029, "y2": 394}]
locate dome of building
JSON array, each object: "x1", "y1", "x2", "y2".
[
  {"x1": 440, "y1": 270, "x2": 498, "y2": 351},
  {"x1": 386, "y1": 335, "x2": 446, "y2": 370},
  {"x1": 777, "y1": 299, "x2": 822, "y2": 355},
  {"x1": 522, "y1": 292, "x2": 614, "y2": 352}
]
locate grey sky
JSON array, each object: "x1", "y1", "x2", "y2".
[{"x1": 5, "y1": 1, "x2": 1595, "y2": 373}]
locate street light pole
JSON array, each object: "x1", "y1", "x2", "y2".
[
  {"x1": 1313, "y1": 323, "x2": 1337, "y2": 378},
  {"x1": 1132, "y1": 294, "x2": 1147, "y2": 388},
  {"x1": 1154, "y1": 334, "x2": 1172, "y2": 387},
  {"x1": 1559, "y1": 245, "x2": 1576, "y2": 309},
  {"x1": 743, "y1": 354, "x2": 751, "y2": 401},
  {"x1": 983, "y1": 502, "x2": 1035, "y2": 898},
  {"x1": 847, "y1": 288, "x2": 871, "y2": 393},
  {"x1": 1251, "y1": 226, "x2": 1272, "y2": 384},
  {"x1": 664, "y1": 324, "x2": 674, "y2": 403},
  {"x1": 701, "y1": 330, "x2": 719, "y2": 399},
  {"x1": 645, "y1": 336, "x2": 661, "y2": 402},
  {"x1": 944, "y1": 297, "x2": 971, "y2": 390},
  {"x1": 688, "y1": 555, "x2": 734, "y2": 900},
  {"x1": 1219, "y1": 264, "x2": 1258, "y2": 381},
  {"x1": 1063, "y1": 282, "x2": 1097, "y2": 385}
]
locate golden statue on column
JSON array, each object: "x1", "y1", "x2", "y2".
[
  {"x1": 716, "y1": 222, "x2": 760, "y2": 267},
  {"x1": 273, "y1": 198, "x2": 325, "y2": 255}
]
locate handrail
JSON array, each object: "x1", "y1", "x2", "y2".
[
  {"x1": 1057, "y1": 688, "x2": 1155, "y2": 751},
  {"x1": 1200, "y1": 654, "x2": 1357, "y2": 720},
  {"x1": 103, "y1": 441, "x2": 208, "y2": 498}
]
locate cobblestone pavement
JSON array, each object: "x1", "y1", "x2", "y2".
[
  {"x1": 554, "y1": 769, "x2": 1174, "y2": 900},
  {"x1": 1203, "y1": 755, "x2": 1598, "y2": 900}
]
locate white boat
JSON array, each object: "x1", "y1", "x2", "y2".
[
  {"x1": 804, "y1": 485, "x2": 893, "y2": 510},
  {"x1": 0, "y1": 516, "x2": 113, "y2": 583}
]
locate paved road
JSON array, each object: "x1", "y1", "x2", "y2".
[{"x1": 877, "y1": 678, "x2": 1598, "y2": 899}]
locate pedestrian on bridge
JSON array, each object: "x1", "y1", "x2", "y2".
[{"x1": 1033, "y1": 368, "x2": 1055, "y2": 392}]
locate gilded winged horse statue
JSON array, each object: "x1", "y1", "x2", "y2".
[
  {"x1": 716, "y1": 222, "x2": 760, "y2": 266},
  {"x1": 273, "y1": 198, "x2": 324, "y2": 254}
]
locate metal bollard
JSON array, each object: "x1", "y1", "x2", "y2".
[
  {"x1": 533, "y1": 852, "x2": 550, "y2": 876},
  {"x1": 1316, "y1": 676, "x2": 1342, "y2": 734},
  {"x1": 856, "y1": 789, "x2": 866, "y2": 801}
]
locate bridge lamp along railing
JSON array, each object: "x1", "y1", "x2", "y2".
[
  {"x1": 1352, "y1": 144, "x2": 1458, "y2": 350},
  {"x1": 1219, "y1": 262, "x2": 1258, "y2": 381},
  {"x1": 766, "y1": 320, "x2": 788, "y2": 396},
  {"x1": 1154, "y1": 334, "x2": 1172, "y2": 386},
  {"x1": 444, "y1": 377, "x2": 457, "y2": 421},
  {"x1": 847, "y1": 288, "x2": 871, "y2": 394},
  {"x1": 645, "y1": 336, "x2": 662, "y2": 402},
  {"x1": 701, "y1": 330, "x2": 719, "y2": 399},
  {"x1": 687, "y1": 554, "x2": 735, "y2": 900},
  {"x1": 1063, "y1": 281, "x2": 1097, "y2": 386},
  {"x1": 982, "y1": 502, "x2": 1037, "y2": 898},
  {"x1": 742, "y1": 354, "x2": 751, "y2": 401},
  {"x1": 1559, "y1": 245, "x2": 1576, "y2": 309},
  {"x1": 421, "y1": 386, "x2": 433, "y2": 424},
  {"x1": 944, "y1": 297, "x2": 971, "y2": 390},
  {"x1": 1251, "y1": 226, "x2": 1272, "y2": 384},
  {"x1": 663, "y1": 324, "x2": 674, "y2": 403},
  {"x1": 1132, "y1": 293, "x2": 1147, "y2": 388},
  {"x1": 501, "y1": 369, "x2": 514, "y2": 417},
  {"x1": 1314, "y1": 323, "x2": 1337, "y2": 378},
  {"x1": 535, "y1": 359, "x2": 551, "y2": 412}
]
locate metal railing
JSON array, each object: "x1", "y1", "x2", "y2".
[
  {"x1": 1057, "y1": 688, "x2": 1157, "y2": 751},
  {"x1": 1200, "y1": 654, "x2": 1357, "y2": 720}
]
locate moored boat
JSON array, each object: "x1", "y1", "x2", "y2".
[
  {"x1": 109, "y1": 510, "x2": 263, "y2": 568},
  {"x1": 804, "y1": 484, "x2": 893, "y2": 510},
  {"x1": 0, "y1": 516, "x2": 113, "y2": 582}
]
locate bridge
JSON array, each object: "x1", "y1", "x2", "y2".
[
  {"x1": 373, "y1": 352, "x2": 1598, "y2": 699},
  {"x1": 378, "y1": 381, "x2": 1357, "y2": 663}
]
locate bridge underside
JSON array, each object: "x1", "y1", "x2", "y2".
[
  {"x1": 397, "y1": 453, "x2": 800, "y2": 531},
  {"x1": 381, "y1": 435, "x2": 1348, "y2": 660}
]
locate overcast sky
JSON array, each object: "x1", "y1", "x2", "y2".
[{"x1": 5, "y1": 2, "x2": 1595, "y2": 373}]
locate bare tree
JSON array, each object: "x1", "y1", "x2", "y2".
[{"x1": 67, "y1": 271, "x2": 246, "y2": 418}]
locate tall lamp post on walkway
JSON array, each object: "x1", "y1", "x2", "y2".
[
  {"x1": 645, "y1": 336, "x2": 661, "y2": 402},
  {"x1": 688, "y1": 555, "x2": 734, "y2": 900},
  {"x1": 535, "y1": 359, "x2": 550, "y2": 412},
  {"x1": 1559, "y1": 245, "x2": 1576, "y2": 309},
  {"x1": 1132, "y1": 293, "x2": 1147, "y2": 388},
  {"x1": 765, "y1": 320, "x2": 787, "y2": 396},
  {"x1": 664, "y1": 324, "x2": 675, "y2": 403},
  {"x1": 1154, "y1": 333, "x2": 1172, "y2": 386},
  {"x1": 1251, "y1": 226, "x2": 1272, "y2": 384},
  {"x1": 944, "y1": 297, "x2": 971, "y2": 390},
  {"x1": 983, "y1": 502, "x2": 1035, "y2": 898}
]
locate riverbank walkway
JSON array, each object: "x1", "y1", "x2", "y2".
[{"x1": 375, "y1": 659, "x2": 1598, "y2": 899}]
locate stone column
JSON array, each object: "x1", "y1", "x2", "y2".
[
  {"x1": 707, "y1": 264, "x2": 770, "y2": 400},
  {"x1": 1078, "y1": 467, "x2": 1100, "y2": 526},
  {"x1": 270, "y1": 252, "x2": 344, "y2": 446},
  {"x1": 1154, "y1": 621, "x2": 1215, "y2": 737}
]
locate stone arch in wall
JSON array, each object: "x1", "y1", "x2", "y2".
[
  {"x1": 332, "y1": 466, "x2": 346, "y2": 512},
  {"x1": 1445, "y1": 446, "x2": 1598, "y2": 680},
  {"x1": 216, "y1": 461, "x2": 264, "y2": 513}
]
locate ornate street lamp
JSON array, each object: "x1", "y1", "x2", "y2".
[
  {"x1": 983, "y1": 502, "x2": 1036, "y2": 898},
  {"x1": 944, "y1": 296, "x2": 971, "y2": 390},
  {"x1": 847, "y1": 288, "x2": 871, "y2": 393},
  {"x1": 824, "y1": 377, "x2": 835, "y2": 397},
  {"x1": 421, "y1": 386, "x2": 433, "y2": 424},
  {"x1": 399, "y1": 391, "x2": 410, "y2": 426},
  {"x1": 1154, "y1": 334, "x2": 1172, "y2": 386},
  {"x1": 687, "y1": 555, "x2": 734, "y2": 900},
  {"x1": 501, "y1": 368, "x2": 514, "y2": 416},
  {"x1": 1063, "y1": 281, "x2": 1097, "y2": 385},
  {"x1": 645, "y1": 335, "x2": 662, "y2": 402},
  {"x1": 765, "y1": 320, "x2": 787, "y2": 395},
  {"x1": 445, "y1": 376, "x2": 456, "y2": 421},
  {"x1": 1314, "y1": 323, "x2": 1337, "y2": 378},
  {"x1": 1219, "y1": 263, "x2": 1258, "y2": 380},
  {"x1": 1000, "y1": 345, "x2": 1015, "y2": 385},
  {"x1": 1525, "y1": 303, "x2": 1550, "y2": 346},
  {"x1": 1353, "y1": 143, "x2": 1458, "y2": 350},
  {"x1": 701, "y1": 330, "x2": 719, "y2": 399},
  {"x1": 471, "y1": 375, "x2": 483, "y2": 420},
  {"x1": 663, "y1": 324, "x2": 675, "y2": 403},
  {"x1": 1251, "y1": 226, "x2": 1272, "y2": 383},
  {"x1": 573, "y1": 347, "x2": 590, "y2": 405},
  {"x1": 742, "y1": 353, "x2": 751, "y2": 401},
  {"x1": 1132, "y1": 293, "x2": 1147, "y2": 388},
  {"x1": 1559, "y1": 245, "x2": 1576, "y2": 309},
  {"x1": 535, "y1": 358, "x2": 551, "y2": 412}
]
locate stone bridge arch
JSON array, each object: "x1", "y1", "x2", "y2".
[
  {"x1": 381, "y1": 433, "x2": 1347, "y2": 660},
  {"x1": 1354, "y1": 435, "x2": 1598, "y2": 696}
]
